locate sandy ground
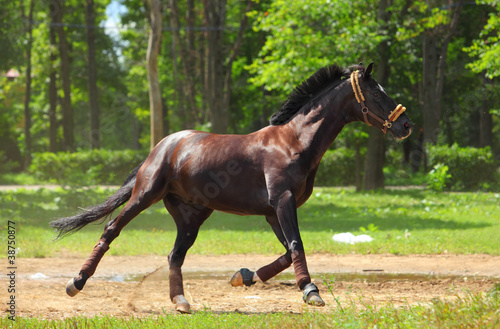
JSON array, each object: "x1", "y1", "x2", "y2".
[{"x1": 3, "y1": 254, "x2": 499, "y2": 319}]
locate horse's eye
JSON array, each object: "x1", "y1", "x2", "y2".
[{"x1": 373, "y1": 91, "x2": 381, "y2": 98}]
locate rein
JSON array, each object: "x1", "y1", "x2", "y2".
[{"x1": 350, "y1": 70, "x2": 406, "y2": 134}]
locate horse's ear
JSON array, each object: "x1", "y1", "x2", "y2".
[{"x1": 364, "y1": 62, "x2": 374, "y2": 78}]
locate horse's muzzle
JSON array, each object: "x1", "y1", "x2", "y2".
[{"x1": 391, "y1": 120, "x2": 413, "y2": 140}]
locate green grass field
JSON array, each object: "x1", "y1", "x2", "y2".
[
  {"x1": 2, "y1": 289, "x2": 499, "y2": 328},
  {"x1": 0, "y1": 187, "x2": 499, "y2": 257}
]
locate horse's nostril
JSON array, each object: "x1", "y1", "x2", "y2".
[{"x1": 404, "y1": 122, "x2": 411, "y2": 130}]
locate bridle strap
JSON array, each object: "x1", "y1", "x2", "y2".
[{"x1": 350, "y1": 70, "x2": 406, "y2": 134}]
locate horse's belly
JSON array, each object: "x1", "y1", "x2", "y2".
[{"x1": 205, "y1": 188, "x2": 274, "y2": 216}]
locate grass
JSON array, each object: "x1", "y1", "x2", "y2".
[
  {"x1": 2, "y1": 288, "x2": 499, "y2": 328},
  {"x1": 1, "y1": 186, "x2": 499, "y2": 327},
  {"x1": 0, "y1": 186, "x2": 499, "y2": 257}
]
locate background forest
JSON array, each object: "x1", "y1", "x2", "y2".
[{"x1": 0, "y1": 0, "x2": 498, "y2": 191}]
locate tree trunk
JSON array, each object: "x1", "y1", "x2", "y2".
[
  {"x1": 363, "y1": 0, "x2": 390, "y2": 190},
  {"x1": 202, "y1": 0, "x2": 250, "y2": 134},
  {"x1": 49, "y1": 2, "x2": 58, "y2": 152},
  {"x1": 169, "y1": 22, "x2": 186, "y2": 127},
  {"x1": 55, "y1": 0, "x2": 74, "y2": 151},
  {"x1": 364, "y1": 129, "x2": 386, "y2": 190},
  {"x1": 203, "y1": 0, "x2": 227, "y2": 133},
  {"x1": 421, "y1": 31, "x2": 440, "y2": 145},
  {"x1": 86, "y1": 0, "x2": 100, "y2": 149},
  {"x1": 147, "y1": 0, "x2": 163, "y2": 149},
  {"x1": 479, "y1": 75, "x2": 493, "y2": 148},
  {"x1": 421, "y1": 0, "x2": 463, "y2": 146},
  {"x1": 222, "y1": 0, "x2": 252, "y2": 116},
  {"x1": 186, "y1": 0, "x2": 196, "y2": 69},
  {"x1": 355, "y1": 141, "x2": 362, "y2": 191},
  {"x1": 170, "y1": 0, "x2": 198, "y2": 127},
  {"x1": 23, "y1": 0, "x2": 34, "y2": 168}
]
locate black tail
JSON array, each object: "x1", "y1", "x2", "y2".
[{"x1": 50, "y1": 161, "x2": 145, "y2": 239}]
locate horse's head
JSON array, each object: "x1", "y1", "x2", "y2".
[{"x1": 349, "y1": 62, "x2": 413, "y2": 140}]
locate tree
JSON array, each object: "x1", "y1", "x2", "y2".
[
  {"x1": 49, "y1": 2, "x2": 59, "y2": 152},
  {"x1": 221, "y1": 0, "x2": 253, "y2": 130},
  {"x1": 86, "y1": 0, "x2": 101, "y2": 149},
  {"x1": 202, "y1": 0, "x2": 227, "y2": 133},
  {"x1": 465, "y1": 0, "x2": 500, "y2": 78},
  {"x1": 202, "y1": 0, "x2": 253, "y2": 133},
  {"x1": 169, "y1": 0, "x2": 199, "y2": 127},
  {"x1": 421, "y1": 1, "x2": 464, "y2": 146},
  {"x1": 23, "y1": 0, "x2": 35, "y2": 168},
  {"x1": 464, "y1": 0, "x2": 498, "y2": 149},
  {"x1": 0, "y1": 1, "x2": 24, "y2": 72},
  {"x1": 54, "y1": 0, "x2": 74, "y2": 151},
  {"x1": 247, "y1": 0, "x2": 382, "y2": 93},
  {"x1": 364, "y1": 0, "x2": 392, "y2": 191},
  {"x1": 479, "y1": 76, "x2": 494, "y2": 147},
  {"x1": 147, "y1": 0, "x2": 163, "y2": 149}
]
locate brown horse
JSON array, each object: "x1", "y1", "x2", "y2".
[{"x1": 51, "y1": 63, "x2": 412, "y2": 313}]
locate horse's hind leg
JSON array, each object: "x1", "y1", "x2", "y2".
[
  {"x1": 163, "y1": 196, "x2": 213, "y2": 313},
  {"x1": 66, "y1": 181, "x2": 166, "y2": 297},
  {"x1": 230, "y1": 215, "x2": 292, "y2": 286}
]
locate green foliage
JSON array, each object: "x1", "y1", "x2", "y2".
[
  {"x1": 428, "y1": 144, "x2": 498, "y2": 191},
  {"x1": 0, "y1": 0, "x2": 24, "y2": 71},
  {"x1": 29, "y1": 149, "x2": 148, "y2": 186},
  {"x1": 464, "y1": 0, "x2": 500, "y2": 78},
  {"x1": 0, "y1": 151, "x2": 19, "y2": 173},
  {"x1": 359, "y1": 223, "x2": 379, "y2": 233},
  {"x1": 247, "y1": 0, "x2": 382, "y2": 94},
  {"x1": 427, "y1": 163, "x2": 452, "y2": 192},
  {"x1": 305, "y1": 145, "x2": 426, "y2": 188},
  {"x1": 396, "y1": 1, "x2": 453, "y2": 41},
  {"x1": 315, "y1": 148, "x2": 361, "y2": 187},
  {"x1": 1, "y1": 0, "x2": 499, "y2": 195}
]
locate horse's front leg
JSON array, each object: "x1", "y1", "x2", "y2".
[{"x1": 271, "y1": 190, "x2": 325, "y2": 306}]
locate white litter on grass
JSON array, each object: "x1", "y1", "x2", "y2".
[
  {"x1": 29, "y1": 272, "x2": 48, "y2": 279},
  {"x1": 332, "y1": 232, "x2": 374, "y2": 244}
]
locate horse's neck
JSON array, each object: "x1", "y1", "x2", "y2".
[{"x1": 289, "y1": 86, "x2": 349, "y2": 167}]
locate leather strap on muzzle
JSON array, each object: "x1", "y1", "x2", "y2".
[{"x1": 350, "y1": 70, "x2": 406, "y2": 134}]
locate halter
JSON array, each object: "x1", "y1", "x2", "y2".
[{"x1": 350, "y1": 70, "x2": 406, "y2": 134}]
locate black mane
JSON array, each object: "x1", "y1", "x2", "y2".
[{"x1": 270, "y1": 64, "x2": 355, "y2": 125}]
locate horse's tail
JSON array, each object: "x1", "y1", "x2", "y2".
[{"x1": 50, "y1": 160, "x2": 145, "y2": 239}]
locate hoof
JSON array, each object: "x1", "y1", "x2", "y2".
[
  {"x1": 173, "y1": 295, "x2": 191, "y2": 314},
  {"x1": 66, "y1": 278, "x2": 81, "y2": 297},
  {"x1": 230, "y1": 268, "x2": 255, "y2": 287},
  {"x1": 230, "y1": 271, "x2": 244, "y2": 287},
  {"x1": 305, "y1": 291, "x2": 325, "y2": 307},
  {"x1": 302, "y1": 283, "x2": 325, "y2": 307}
]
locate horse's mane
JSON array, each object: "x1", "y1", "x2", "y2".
[{"x1": 270, "y1": 64, "x2": 358, "y2": 125}]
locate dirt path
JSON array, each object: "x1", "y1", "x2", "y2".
[{"x1": 5, "y1": 254, "x2": 500, "y2": 319}]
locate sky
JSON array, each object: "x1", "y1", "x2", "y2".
[{"x1": 101, "y1": 0, "x2": 128, "y2": 38}]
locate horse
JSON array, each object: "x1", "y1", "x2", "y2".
[{"x1": 51, "y1": 62, "x2": 413, "y2": 313}]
